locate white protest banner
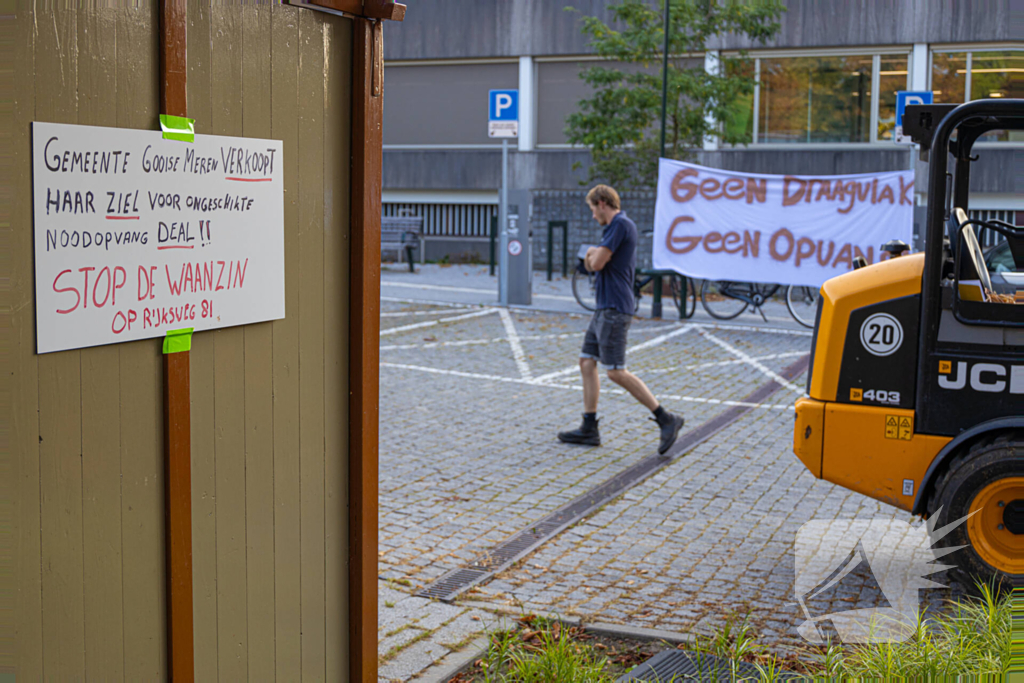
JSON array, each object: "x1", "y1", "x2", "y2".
[
  {"x1": 652, "y1": 159, "x2": 914, "y2": 287},
  {"x1": 32, "y1": 121, "x2": 284, "y2": 353}
]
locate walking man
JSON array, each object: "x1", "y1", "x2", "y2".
[{"x1": 558, "y1": 185, "x2": 686, "y2": 455}]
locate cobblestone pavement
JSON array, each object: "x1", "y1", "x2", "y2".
[{"x1": 376, "y1": 298, "x2": 955, "y2": 681}]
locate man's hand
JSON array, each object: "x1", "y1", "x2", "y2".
[{"x1": 585, "y1": 246, "x2": 613, "y2": 272}]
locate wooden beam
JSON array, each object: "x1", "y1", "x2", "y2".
[
  {"x1": 349, "y1": 16, "x2": 383, "y2": 683},
  {"x1": 307, "y1": 0, "x2": 406, "y2": 21},
  {"x1": 159, "y1": 2, "x2": 194, "y2": 681},
  {"x1": 159, "y1": 1, "x2": 188, "y2": 115}
]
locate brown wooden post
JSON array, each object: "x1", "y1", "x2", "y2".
[
  {"x1": 350, "y1": 15, "x2": 384, "y2": 683},
  {"x1": 159, "y1": 2, "x2": 194, "y2": 681}
]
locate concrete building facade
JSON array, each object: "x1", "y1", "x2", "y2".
[{"x1": 382, "y1": 0, "x2": 1022, "y2": 267}]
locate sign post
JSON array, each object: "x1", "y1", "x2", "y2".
[{"x1": 489, "y1": 89, "x2": 518, "y2": 305}]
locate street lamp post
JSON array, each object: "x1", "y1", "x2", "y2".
[{"x1": 659, "y1": 0, "x2": 671, "y2": 159}]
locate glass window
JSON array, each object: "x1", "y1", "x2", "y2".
[
  {"x1": 970, "y1": 51, "x2": 1024, "y2": 100},
  {"x1": 382, "y1": 63, "x2": 518, "y2": 146},
  {"x1": 536, "y1": 58, "x2": 704, "y2": 145},
  {"x1": 723, "y1": 57, "x2": 755, "y2": 141},
  {"x1": 931, "y1": 49, "x2": 1024, "y2": 142},
  {"x1": 877, "y1": 56, "x2": 909, "y2": 141},
  {"x1": 931, "y1": 51, "x2": 968, "y2": 103},
  {"x1": 758, "y1": 55, "x2": 873, "y2": 143},
  {"x1": 971, "y1": 51, "x2": 1024, "y2": 142}
]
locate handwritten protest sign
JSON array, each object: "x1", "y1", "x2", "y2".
[
  {"x1": 652, "y1": 159, "x2": 914, "y2": 287},
  {"x1": 32, "y1": 122, "x2": 284, "y2": 353}
]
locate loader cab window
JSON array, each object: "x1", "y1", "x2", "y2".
[{"x1": 950, "y1": 207, "x2": 1024, "y2": 324}]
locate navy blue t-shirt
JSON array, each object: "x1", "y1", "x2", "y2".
[{"x1": 595, "y1": 211, "x2": 637, "y2": 314}]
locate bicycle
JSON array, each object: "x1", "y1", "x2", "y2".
[
  {"x1": 700, "y1": 280, "x2": 819, "y2": 328},
  {"x1": 571, "y1": 250, "x2": 696, "y2": 318}
]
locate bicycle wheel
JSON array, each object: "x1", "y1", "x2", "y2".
[
  {"x1": 700, "y1": 280, "x2": 749, "y2": 320},
  {"x1": 572, "y1": 270, "x2": 598, "y2": 312},
  {"x1": 786, "y1": 285, "x2": 819, "y2": 328},
  {"x1": 669, "y1": 275, "x2": 697, "y2": 319}
]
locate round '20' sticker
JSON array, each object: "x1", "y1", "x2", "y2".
[{"x1": 859, "y1": 313, "x2": 903, "y2": 356}]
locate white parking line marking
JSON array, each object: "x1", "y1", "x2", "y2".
[
  {"x1": 378, "y1": 325, "x2": 679, "y2": 351},
  {"x1": 382, "y1": 296, "x2": 473, "y2": 309},
  {"x1": 380, "y1": 309, "x2": 458, "y2": 318},
  {"x1": 382, "y1": 280, "x2": 577, "y2": 302},
  {"x1": 499, "y1": 308, "x2": 533, "y2": 381},
  {"x1": 379, "y1": 361, "x2": 794, "y2": 409},
  {"x1": 644, "y1": 351, "x2": 808, "y2": 374},
  {"x1": 379, "y1": 308, "x2": 495, "y2": 336},
  {"x1": 529, "y1": 324, "x2": 693, "y2": 384},
  {"x1": 697, "y1": 328, "x2": 806, "y2": 394}
]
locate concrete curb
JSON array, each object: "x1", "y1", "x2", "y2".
[
  {"x1": 407, "y1": 601, "x2": 698, "y2": 682},
  {"x1": 453, "y1": 600, "x2": 697, "y2": 646},
  {"x1": 582, "y1": 621, "x2": 696, "y2": 645}
]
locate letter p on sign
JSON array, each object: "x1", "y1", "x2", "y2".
[{"x1": 489, "y1": 90, "x2": 518, "y2": 122}]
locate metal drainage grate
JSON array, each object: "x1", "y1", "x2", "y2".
[
  {"x1": 417, "y1": 567, "x2": 490, "y2": 601},
  {"x1": 416, "y1": 355, "x2": 810, "y2": 603},
  {"x1": 617, "y1": 650, "x2": 764, "y2": 682}
]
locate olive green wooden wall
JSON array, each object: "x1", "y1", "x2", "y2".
[{"x1": 10, "y1": 4, "x2": 353, "y2": 680}]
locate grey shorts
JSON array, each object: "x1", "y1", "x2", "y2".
[{"x1": 581, "y1": 309, "x2": 632, "y2": 369}]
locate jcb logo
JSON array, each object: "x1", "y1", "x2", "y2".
[{"x1": 937, "y1": 361, "x2": 1024, "y2": 394}]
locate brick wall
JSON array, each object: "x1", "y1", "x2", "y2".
[{"x1": 530, "y1": 190, "x2": 657, "y2": 273}]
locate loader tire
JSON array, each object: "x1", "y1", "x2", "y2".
[{"x1": 927, "y1": 430, "x2": 1023, "y2": 593}]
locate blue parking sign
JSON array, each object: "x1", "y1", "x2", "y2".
[
  {"x1": 489, "y1": 90, "x2": 518, "y2": 121},
  {"x1": 894, "y1": 91, "x2": 933, "y2": 143},
  {"x1": 488, "y1": 89, "x2": 519, "y2": 138},
  {"x1": 896, "y1": 91, "x2": 933, "y2": 128}
]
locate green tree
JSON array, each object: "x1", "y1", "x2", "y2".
[{"x1": 566, "y1": 0, "x2": 783, "y2": 190}]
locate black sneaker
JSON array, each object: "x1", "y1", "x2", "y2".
[
  {"x1": 652, "y1": 411, "x2": 685, "y2": 455},
  {"x1": 558, "y1": 415, "x2": 600, "y2": 446}
]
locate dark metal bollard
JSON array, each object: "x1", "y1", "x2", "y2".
[
  {"x1": 651, "y1": 274, "x2": 663, "y2": 318},
  {"x1": 547, "y1": 220, "x2": 568, "y2": 281},
  {"x1": 489, "y1": 215, "x2": 498, "y2": 276}
]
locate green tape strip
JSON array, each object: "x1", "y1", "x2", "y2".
[
  {"x1": 163, "y1": 328, "x2": 194, "y2": 354},
  {"x1": 160, "y1": 114, "x2": 195, "y2": 142}
]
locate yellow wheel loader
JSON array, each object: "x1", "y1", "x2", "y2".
[{"x1": 793, "y1": 99, "x2": 1024, "y2": 589}]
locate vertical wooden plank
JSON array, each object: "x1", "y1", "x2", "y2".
[
  {"x1": 297, "y1": 9, "x2": 327, "y2": 680},
  {"x1": 77, "y1": 7, "x2": 126, "y2": 678},
  {"x1": 240, "y1": 6, "x2": 276, "y2": 682},
  {"x1": 11, "y1": 5, "x2": 43, "y2": 679},
  {"x1": 323, "y1": 15, "x2": 352, "y2": 681},
  {"x1": 350, "y1": 17, "x2": 382, "y2": 682},
  {"x1": 34, "y1": 7, "x2": 85, "y2": 679},
  {"x1": 37, "y1": 356, "x2": 85, "y2": 680},
  {"x1": 158, "y1": 2, "x2": 195, "y2": 677},
  {"x1": 184, "y1": 2, "x2": 218, "y2": 679},
  {"x1": 210, "y1": 7, "x2": 248, "y2": 681},
  {"x1": 116, "y1": 4, "x2": 167, "y2": 679},
  {"x1": 270, "y1": 5, "x2": 303, "y2": 680}
]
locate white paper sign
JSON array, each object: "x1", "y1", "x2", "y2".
[
  {"x1": 652, "y1": 159, "x2": 915, "y2": 287},
  {"x1": 32, "y1": 122, "x2": 285, "y2": 353}
]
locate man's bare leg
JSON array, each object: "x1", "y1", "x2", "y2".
[
  {"x1": 606, "y1": 368, "x2": 658, "y2": 411},
  {"x1": 557, "y1": 358, "x2": 602, "y2": 446},
  {"x1": 607, "y1": 368, "x2": 685, "y2": 455},
  {"x1": 581, "y1": 357, "x2": 600, "y2": 413}
]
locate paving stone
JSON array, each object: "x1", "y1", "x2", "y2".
[
  {"x1": 377, "y1": 299, "x2": 959, "y2": 678},
  {"x1": 379, "y1": 626, "x2": 428, "y2": 658},
  {"x1": 378, "y1": 641, "x2": 451, "y2": 682}
]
